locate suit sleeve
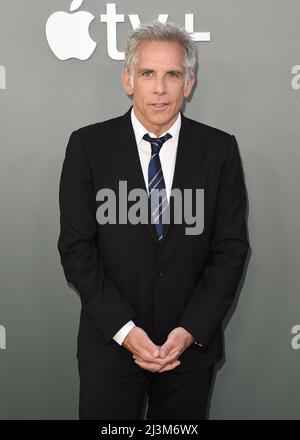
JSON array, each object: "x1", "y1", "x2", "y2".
[
  {"x1": 178, "y1": 135, "x2": 249, "y2": 348},
  {"x1": 57, "y1": 130, "x2": 137, "y2": 344}
]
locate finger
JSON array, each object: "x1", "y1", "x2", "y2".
[
  {"x1": 143, "y1": 338, "x2": 160, "y2": 357},
  {"x1": 133, "y1": 351, "x2": 180, "y2": 366},
  {"x1": 136, "y1": 351, "x2": 159, "y2": 363},
  {"x1": 134, "y1": 359, "x2": 162, "y2": 373},
  {"x1": 134, "y1": 358, "x2": 177, "y2": 373},
  {"x1": 135, "y1": 358, "x2": 181, "y2": 373},
  {"x1": 134, "y1": 357, "x2": 180, "y2": 373},
  {"x1": 138, "y1": 352, "x2": 180, "y2": 367},
  {"x1": 135, "y1": 345, "x2": 161, "y2": 362},
  {"x1": 160, "y1": 347, "x2": 179, "y2": 358},
  {"x1": 160, "y1": 343, "x2": 178, "y2": 358},
  {"x1": 158, "y1": 360, "x2": 181, "y2": 373},
  {"x1": 133, "y1": 350, "x2": 179, "y2": 361}
]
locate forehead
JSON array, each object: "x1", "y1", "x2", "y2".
[{"x1": 134, "y1": 40, "x2": 185, "y2": 69}]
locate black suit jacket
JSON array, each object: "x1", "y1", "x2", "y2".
[{"x1": 57, "y1": 107, "x2": 249, "y2": 374}]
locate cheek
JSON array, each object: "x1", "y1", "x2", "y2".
[
  {"x1": 169, "y1": 84, "x2": 185, "y2": 100},
  {"x1": 171, "y1": 94, "x2": 184, "y2": 107},
  {"x1": 134, "y1": 86, "x2": 149, "y2": 102}
]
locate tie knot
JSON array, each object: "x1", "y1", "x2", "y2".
[{"x1": 143, "y1": 133, "x2": 172, "y2": 154}]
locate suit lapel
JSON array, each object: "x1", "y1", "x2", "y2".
[
  {"x1": 161, "y1": 113, "x2": 196, "y2": 243},
  {"x1": 115, "y1": 108, "x2": 199, "y2": 247}
]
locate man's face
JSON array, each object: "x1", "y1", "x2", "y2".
[{"x1": 122, "y1": 40, "x2": 195, "y2": 137}]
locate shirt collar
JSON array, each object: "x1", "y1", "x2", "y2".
[{"x1": 131, "y1": 107, "x2": 181, "y2": 147}]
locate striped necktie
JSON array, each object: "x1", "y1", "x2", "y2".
[{"x1": 143, "y1": 132, "x2": 172, "y2": 241}]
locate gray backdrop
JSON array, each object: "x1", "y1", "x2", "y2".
[{"x1": 0, "y1": 0, "x2": 299, "y2": 419}]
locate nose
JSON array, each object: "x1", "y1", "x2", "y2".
[{"x1": 153, "y1": 76, "x2": 167, "y2": 95}]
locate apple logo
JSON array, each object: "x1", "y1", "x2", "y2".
[{"x1": 46, "y1": 0, "x2": 97, "y2": 60}]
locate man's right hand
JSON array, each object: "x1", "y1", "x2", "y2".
[{"x1": 122, "y1": 327, "x2": 181, "y2": 373}]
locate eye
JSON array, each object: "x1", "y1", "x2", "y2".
[
  {"x1": 142, "y1": 71, "x2": 153, "y2": 77},
  {"x1": 168, "y1": 72, "x2": 179, "y2": 78}
]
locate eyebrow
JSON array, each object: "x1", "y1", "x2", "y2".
[
  {"x1": 167, "y1": 70, "x2": 183, "y2": 75},
  {"x1": 138, "y1": 68, "x2": 184, "y2": 75}
]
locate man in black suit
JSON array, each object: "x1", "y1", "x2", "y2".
[{"x1": 58, "y1": 21, "x2": 249, "y2": 420}]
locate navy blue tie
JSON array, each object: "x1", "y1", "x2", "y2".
[{"x1": 143, "y1": 132, "x2": 172, "y2": 241}]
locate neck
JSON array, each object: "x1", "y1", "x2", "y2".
[{"x1": 133, "y1": 107, "x2": 179, "y2": 137}]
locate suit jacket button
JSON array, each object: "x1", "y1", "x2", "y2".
[{"x1": 156, "y1": 269, "x2": 165, "y2": 277}]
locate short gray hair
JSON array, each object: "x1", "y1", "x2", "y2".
[{"x1": 124, "y1": 21, "x2": 197, "y2": 86}]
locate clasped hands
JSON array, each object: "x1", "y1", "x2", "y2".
[{"x1": 122, "y1": 326, "x2": 195, "y2": 373}]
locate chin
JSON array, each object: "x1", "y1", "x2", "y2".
[
  {"x1": 154, "y1": 115, "x2": 174, "y2": 126},
  {"x1": 149, "y1": 109, "x2": 173, "y2": 121}
]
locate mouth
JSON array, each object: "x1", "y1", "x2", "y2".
[{"x1": 150, "y1": 103, "x2": 169, "y2": 109}]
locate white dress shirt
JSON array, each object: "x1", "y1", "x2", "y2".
[
  {"x1": 113, "y1": 108, "x2": 202, "y2": 348},
  {"x1": 130, "y1": 108, "x2": 181, "y2": 201}
]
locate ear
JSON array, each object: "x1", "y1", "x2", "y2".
[
  {"x1": 122, "y1": 69, "x2": 134, "y2": 96},
  {"x1": 183, "y1": 74, "x2": 196, "y2": 98}
]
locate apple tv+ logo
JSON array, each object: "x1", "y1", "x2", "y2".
[
  {"x1": 0, "y1": 65, "x2": 6, "y2": 90},
  {"x1": 46, "y1": 0, "x2": 210, "y2": 61}
]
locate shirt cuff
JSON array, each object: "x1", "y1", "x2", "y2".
[{"x1": 113, "y1": 320, "x2": 136, "y2": 345}]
